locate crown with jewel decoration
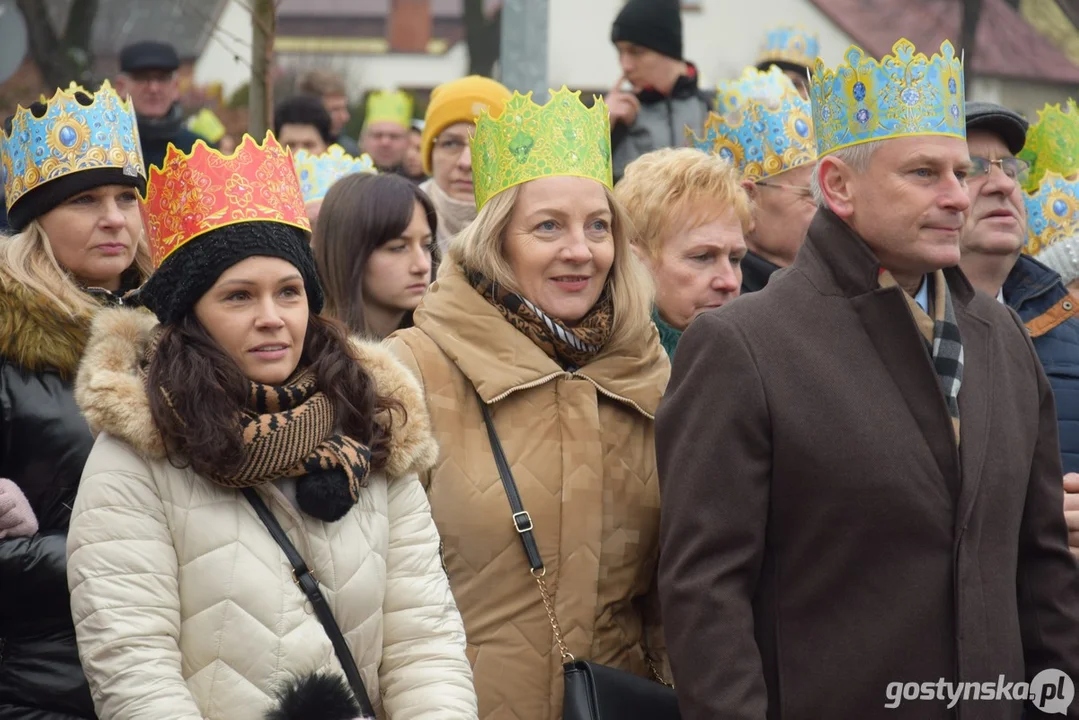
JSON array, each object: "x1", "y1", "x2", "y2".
[
  {"x1": 365, "y1": 89, "x2": 413, "y2": 129},
  {"x1": 691, "y1": 67, "x2": 816, "y2": 182},
  {"x1": 809, "y1": 39, "x2": 965, "y2": 158},
  {"x1": 141, "y1": 132, "x2": 309, "y2": 269},
  {"x1": 292, "y1": 145, "x2": 377, "y2": 203},
  {"x1": 471, "y1": 86, "x2": 612, "y2": 211},
  {"x1": 1025, "y1": 171, "x2": 1079, "y2": 256},
  {"x1": 1018, "y1": 100, "x2": 1079, "y2": 194},
  {"x1": 1, "y1": 80, "x2": 143, "y2": 212},
  {"x1": 756, "y1": 26, "x2": 820, "y2": 71},
  {"x1": 714, "y1": 65, "x2": 794, "y2": 116}
]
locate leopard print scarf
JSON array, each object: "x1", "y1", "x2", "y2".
[
  {"x1": 466, "y1": 270, "x2": 614, "y2": 369},
  {"x1": 144, "y1": 335, "x2": 370, "y2": 499}
]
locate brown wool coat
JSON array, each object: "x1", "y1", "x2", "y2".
[
  {"x1": 387, "y1": 264, "x2": 671, "y2": 720},
  {"x1": 657, "y1": 209, "x2": 1079, "y2": 720}
]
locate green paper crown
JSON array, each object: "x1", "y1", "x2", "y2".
[
  {"x1": 1019, "y1": 100, "x2": 1079, "y2": 193},
  {"x1": 471, "y1": 86, "x2": 613, "y2": 211}
]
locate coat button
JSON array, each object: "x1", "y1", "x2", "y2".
[{"x1": 1065, "y1": 301, "x2": 1074, "y2": 311}]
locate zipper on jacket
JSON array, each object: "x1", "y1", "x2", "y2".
[
  {"x1": 666, "y1": 98, "x2": 676, "y2": 147},
  {"x1": 572, "y1": 372, "x2": 655, "y2": 420},
  {"x1": 486, "y1": 371, "x2": 567, "y2": 404}
]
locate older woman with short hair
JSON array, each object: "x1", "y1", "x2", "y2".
[
  {"x1": 616, "y1": 146, "x2": 753, "y2": 357},
  {"x1": 388, "y1": 87, "x2": 670, "y2": 719}
]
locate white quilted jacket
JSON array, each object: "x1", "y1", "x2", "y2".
[{"x1": 66, "y1": 308, "x2": 477, "y2": 720}]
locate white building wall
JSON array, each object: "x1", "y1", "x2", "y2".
[
  {"x1": 548, "y1": 0, "x2": 857, "y2": 92},
  {"x1": 193, "y1": 0, "x2": 253, "y2": 96}
]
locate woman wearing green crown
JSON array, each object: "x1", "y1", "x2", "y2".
[
  {"x1": 387, "y1": 87, "x2": 671, "y2": 719},
  {"x1": 0, "y1": 82, "x2": 149, "y2": 718}
]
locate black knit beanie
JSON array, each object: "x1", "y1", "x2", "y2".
[
  {"x1": 132, "y1": 221, "x2": 324, "y2": 325},
  {"x1": 610, "y1": 0, "x2": 684, "y2": 61}
]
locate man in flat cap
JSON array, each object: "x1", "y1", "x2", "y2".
[{"x1": 114, "y1": 41, "x2": 210, "y2": 169}]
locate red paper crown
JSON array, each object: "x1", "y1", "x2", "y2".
[{"x1": 142, "y1": 132, "x2": 310, "y2": 269}]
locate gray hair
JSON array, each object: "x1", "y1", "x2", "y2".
[{"x1": 810, "y1": 141, "x2": 883, "y2": 207}]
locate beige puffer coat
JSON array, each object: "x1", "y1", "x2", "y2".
[
  {"x1": 387, "y1": 265, "x2": 671, "y2": 720},
  {"x1": 66, "y1": 308, "x2": 478, "y2": 720}
]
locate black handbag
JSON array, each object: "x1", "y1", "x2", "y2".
[
  {"x1": 243, "y1": 488, "x2": 377, "y2": 719},
  {"x1": 475, "y1": 393, "x2": 681, "y2": 720}
]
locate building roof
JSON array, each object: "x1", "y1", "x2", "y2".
[
  {"x1": 808, "y1": 0, "x2": 1079, "y2": 84},
  {"x1": 44, "y1": 0, "x2": 227, "y2": 62}
]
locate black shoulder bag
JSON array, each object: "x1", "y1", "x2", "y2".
[
  {"x1": 243, "y1": 488, "x2": 377, "y2": 719},
  {"x1": 475, "y1": 393, "x2": 681, "y2": 720}
]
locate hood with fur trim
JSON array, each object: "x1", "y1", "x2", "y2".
[
  {"x1": 75, "y1": 307, "x2": 439, "y2": 479},
  {"x1": 0, "y1": 276, "x2": 93, "y2": 379}
]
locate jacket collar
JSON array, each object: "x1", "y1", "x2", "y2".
[
  {"x1": 797, "y1": 208, "x2": 976, "y2": 306},
  {"x1": 740, "y1": 250, "x2": 782, "y2": 294},
  {"x1": 1003, "y1": 253, "x2": 1061, "y2": 307},
  {"x1": 0, "y1": 275, "x2": 94, "y2": 378},
  {"x1": 75, "y1": 307, "x2": 439, "y2": 479},
  {"x1": 637, "y1": 63, "x2": 702, "y2": 104},
  {"x1": 413, "y1": 264, "x2": 669, "y2": 418}
]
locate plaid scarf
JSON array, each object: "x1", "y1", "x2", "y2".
[
  {"x1": 466, "y1": 269, "x2": 614, "y2": 369},
  {"x1": 880, "y1": 269, "x2": 964, "y2": 444},
  {"x1": 145, "y1": 337, "x2": 371, "y2": 499}
]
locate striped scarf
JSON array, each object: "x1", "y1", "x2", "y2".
[
  {"x1": 145, "y1": 336, "x2": 371, "y2": 498},
  {"x1": 466, "y1": 269, "x2": 613, "y2": 369},
  {"x1": 880, "y1": 269, "x2": 964, "y2": 444}
]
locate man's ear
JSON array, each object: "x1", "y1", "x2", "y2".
[
  {"x1": 741, "y1": 178, "x2": 759, "y2": 202},
  {"x1": 818, "y1": 156, "x2": 855, "y2": 219}
]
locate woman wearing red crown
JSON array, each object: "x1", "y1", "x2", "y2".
[
  {"x1": 64, "y1": 133, "x2": 477, "y2": 720},
  {"x1": 0, "y1": 81, "x2": 148, "y2": 719}
]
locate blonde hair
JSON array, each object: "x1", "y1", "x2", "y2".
[
  {"x1": 297, "y1": 69, "x2": 348, "y2": 98},
  {"x1": 0, "y1": 219, "x2": 151, "y2": 318},
  {"x1": 615, "y1": 147, "x2": 754, "y2": 261},
  {"x1": 447, "y1": 182, "x2": 654, "y2": 360}
]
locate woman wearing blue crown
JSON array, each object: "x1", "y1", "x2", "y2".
[
  {"x1": 0, "y1": 81, "x2": 148, "y2": 718},
  {"x1": 387, "y1": 87, "x2": 673, "y2": 719}
]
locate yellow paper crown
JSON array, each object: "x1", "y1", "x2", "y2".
[
  {"x1": 809, "y1": 39, "x2": 965, "y2": 157},
  {"x1": 2, "y1": 80, "x2": 144, "y2": 211},
  {"x1": 186, "y1": 108, "x2": 227, "y2": 144},
  {"x1": 471, "y1": 87, "x2": 612, "y2": 211},
  {"x1": 365, "y1": 90, "x2": 413, "y2": 129},
  {"x1": 1018, "y1": 100, "x2": 1079, "y2": 193}
]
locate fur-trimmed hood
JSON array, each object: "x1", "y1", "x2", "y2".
[
  {"x1": 0, "y1": 275, "x2": 93, "y2": 378},
  {"x1": 75, "y1": 307, "x2": 439, "y2": 479}
]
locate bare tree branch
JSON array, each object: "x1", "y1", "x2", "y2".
[{"x1": 16, "y1": 0, "x2": 96, "y2": 89}]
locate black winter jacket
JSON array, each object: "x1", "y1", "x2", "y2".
[{"x1": 0, "y1": 278, "x2": 116, "y2": 719}]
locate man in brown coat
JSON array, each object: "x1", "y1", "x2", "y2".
[{"x1": 656, "y1": 38, "x2": 1079, "y2": 720}]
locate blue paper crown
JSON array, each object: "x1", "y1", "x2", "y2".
[
  {"x1": 690, "y1": 67, "x2": 816, "y2": 182},
  {"x1": 809, "y1": 39, "x2": 965, "y2": 157},
  {"x1": 756, "y1": 26, "x2": 820, "y2": 70},
  {"x1": 715, "y1": 65, "x2": 794, "y2": 117},
  {"x1": 291, "y1": 145, "x2": 377, "y2": 203},
  {"x1": 1025, "y1": 171, "x2": 1079, "y2": 257},
  {"x1": 1, "y1": 80, "x2": 143, "y2": 212}
]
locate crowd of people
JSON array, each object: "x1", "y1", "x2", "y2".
[{"x1": 2, "y1": 0, "x2": 1079, "y2": 718}]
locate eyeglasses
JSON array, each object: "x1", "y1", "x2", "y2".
[
  {"x1": 434, "y1": 136, "x2": 470, "y2": 156},
  {"x1": 756, "y1": 180, "x2": 814, "y2": 200},
  {"x1": 969, "y1": 156, "x2": 1030, "y2": 184}
]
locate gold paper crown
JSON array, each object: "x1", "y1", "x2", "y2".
[
  {"x1": 471, "y1": 87, "x2": 612, "y2": 211},
  {"x1": 690, "y1": 67, "x2": 816, "y2": 182},
  {"x1": 809, "y1": 39, "x2": 965, "y2": 157},
  {"x1": 1018, "y1": 100, "x2": 1079, "y2": 193},
  {"x1": 1, "y1": 80, "x2": 144, "y2": 211},
  {"x1": 365, "y1": 90, "x2": 413, "y2": 129},
  {"x1": 142, "y1": 132, "x2": 309, "y2": 269}
]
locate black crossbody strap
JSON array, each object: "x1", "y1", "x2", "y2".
[
  {"x1": 475, "y1": 391, "x2": 545, "y2": 572},
  {"x1": 242, "y1": 488, "x2": 376, "y2": 718}
]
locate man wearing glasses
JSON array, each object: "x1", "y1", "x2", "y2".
[
  {"x1": 114, "y1": 41, "x2": 210, "y2": 170},
  {"x1": 959, "y1": 102, "x2": 1079, "y2": 485}
]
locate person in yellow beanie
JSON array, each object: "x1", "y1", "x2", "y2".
[{"x1": 419, "y1": 75, "x2": 510, "y2": 253}]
